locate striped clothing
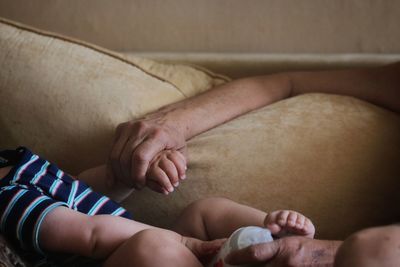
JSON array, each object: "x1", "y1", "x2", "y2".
[{"x1": 0, "y1": 147, "x2": 132, "y2": 265}]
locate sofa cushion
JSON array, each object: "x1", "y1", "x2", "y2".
[
  {"x1": 0, "y1": 17, "x2": 228, "y2": 174},
  {"x1": 126, "y1": 94, "x2": 400, "y2": 240}
]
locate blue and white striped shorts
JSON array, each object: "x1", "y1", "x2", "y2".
[{"x1": 0, "y1": 147, "x2": 132, "y2": 263}]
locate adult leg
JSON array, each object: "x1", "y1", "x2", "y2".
[
  {"x1": 172, "y1": 197, "x2": 266, "y2": 240},
  {"x1": 334, "y1": 225, "x2": 400, "y2": 267}
]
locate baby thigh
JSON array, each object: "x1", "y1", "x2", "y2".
[{"x1": 103, "y1": 228, "x2": 202, "y2": 267}]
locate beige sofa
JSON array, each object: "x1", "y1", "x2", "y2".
[{"x1": 1, "y1": 1, "x2": 400, "y2": 265}]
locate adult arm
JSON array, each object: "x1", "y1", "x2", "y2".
[
  {"x1": 151, "y1": 62, "x2": 400, "y2": 140},
  {"x1": 110, "y1": 62, "x2": 400, "y2": 188}
]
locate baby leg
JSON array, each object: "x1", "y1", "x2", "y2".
[
  {"x1": 103, "y1": 228, "x2": 223, "y2": 267},
  {"x1": 172, "y1": 197, "x2": 267, "y2": 240}
]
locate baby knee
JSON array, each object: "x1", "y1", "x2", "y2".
[
  {"x1": 104, "y1": 229, "x2": 192, "y2": 267},
  {"x1": 335, "y1": 225, "x2": 400, "y2": 266},
  {"x1": 133, "y1": 229, "x2": 181, "y2": 251},
  {"x1": 184, "y1": 197, "x2": 232, "y2": 216},
  {"x1": 175, "y1": 197, "x2": 234, "y2": 239}
]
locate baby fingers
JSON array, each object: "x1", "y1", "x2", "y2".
[
  {"x1": 167, "y1": 151, "x2": 187, "y2": 180},
  {"x1": 147, "y1": 164, "x2": 174, "y2": 194}
]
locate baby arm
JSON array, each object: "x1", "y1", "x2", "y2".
[
  {"x1": 78, "y1": 149, "x2": 186, "y2": 200},
  {"x1": 39, "y1": 206, "x2": 155, "y2": 259},
  {"x1": 39, "y1": 206, "x2": 224, "y2": 264}
]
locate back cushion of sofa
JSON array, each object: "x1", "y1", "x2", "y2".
[
  {"x1": 127, "y1": 94, "x2": 400, "y2": 239},
  {"x1": 0, "y1": 18, "x2": 226, "y2": 173}
]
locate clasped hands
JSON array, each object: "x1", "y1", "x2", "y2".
[{"x1": 108, "y1": 117, "x2": 188, "y2": 195}]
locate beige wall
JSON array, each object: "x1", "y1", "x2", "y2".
[{"x1": 0, "y1": 0, "x2": 400, "y2": 53}]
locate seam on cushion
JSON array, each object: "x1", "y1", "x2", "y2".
[
  {"x1": 176, "y1": 62, "x2": 231, "y2": 82},
  {"x1": 125, "y1": 56, "x2": 231, "y2": 85},
  {"x1": 122, "y1": 54, "x2": 231, "y2": 83},
  {"x1": 0, "y1": 17, "x2": 189, "y2": 98}
]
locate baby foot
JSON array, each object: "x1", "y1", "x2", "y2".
[{"x1": 264, "y1": 210, "x2": 315, "y2": 238}]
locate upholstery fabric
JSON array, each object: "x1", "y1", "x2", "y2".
[
  {"x1": 125, "y1": 52, "x2": 400, "y2": 79},
  {"x1": 122, "y1": 56, "x2": 229, "y2": 97},
  {"x1": 1, "y1": 0, "x2": 400, "y2": 54},
  {"x1": 126, "y1": 94, "x2": 400, "y2": 239},
  {"x1": 1, "y1": 17, "x2": 400, "y2": 245},
  {"x1": 0, "y1": 17, "x2": 227, "y2": 174}
]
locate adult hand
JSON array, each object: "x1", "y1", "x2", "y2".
[
  {"x1": 225, "y1": 236, "x2": 341, "y2": 267},
  {"x1": 108, "y1": 115, "x2": 187, "y2": 190}
]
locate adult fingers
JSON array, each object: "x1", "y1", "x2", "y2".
[
  {"x1": 118, "y1": 137, "x2": 146, "y2": 188},
  {"x1": 167, "y1": 152, "x2": 186, "y2": 180},
  {"x1": 225, "y1": 241, "x2": 279, "y2": 265},
  {"x1": 109, "y1": 123, "x2": 133, "y2": 187},
  {"x1": 117, "y1": 121, "x2": 153, "y2": 189}
]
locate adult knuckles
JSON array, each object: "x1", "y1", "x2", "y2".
[
  {"x1": 132, "y1": 120, "x2": 148, "y2": 129},
  {"x1": 152, "y1": 127, "x2": 163, "y2": 136},
  {"x1": 151, "y1": 128, "x2": 167, "y2": 141},
  {"x1": 134, "y1": 121, "x2": 167, "y2": 141},
  {"x1": 130, "y1": 122, "x2": 146, "y2": 136}
]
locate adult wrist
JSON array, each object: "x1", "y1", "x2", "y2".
[{"x1": 142, "y1": 106, "x2": 189, "y2": 147}]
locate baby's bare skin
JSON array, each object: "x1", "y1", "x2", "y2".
[
  {"x1": 265, "y1": 210, "x2": 315, "y2": 238},
  {"x1": 0, "y1": 166, "x2": 12, "y2": 179}
]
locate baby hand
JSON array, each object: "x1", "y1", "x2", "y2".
[
  {"x1": 264, "y1": 210, "x2": 315, "y2": 238},
  {"x1": 184, "y1": 237, "x2": 226, "y2": 265},
  {"x1": 146, "y1": 150, "x2": 187, "y2": 194}
]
